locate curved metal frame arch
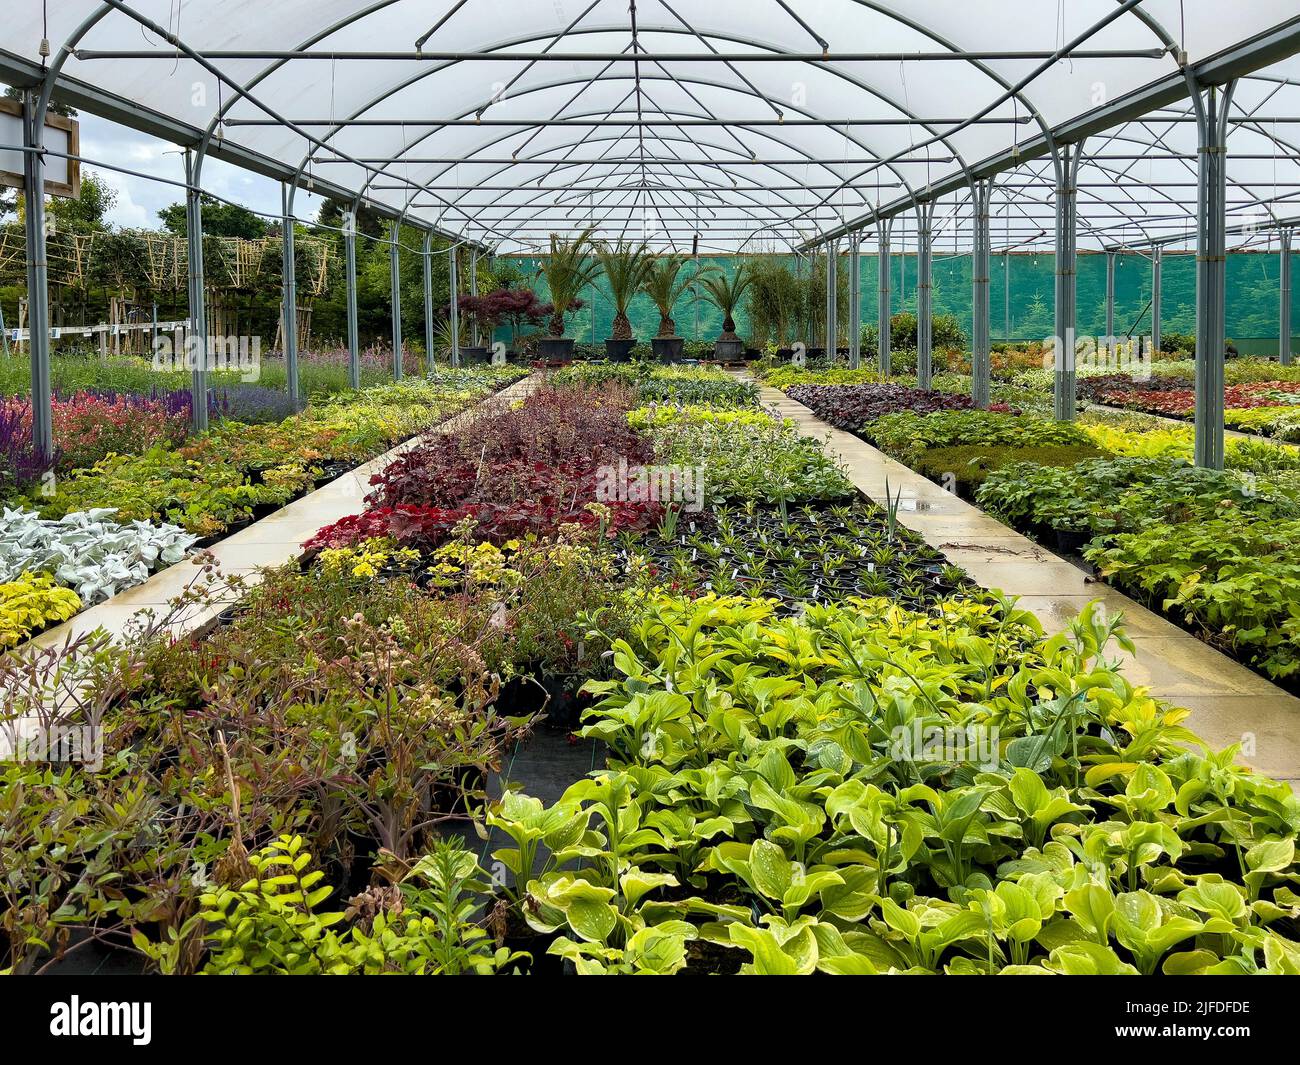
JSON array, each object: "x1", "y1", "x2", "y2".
[{"x1": 271, "y1": 26, "x2": 956, "y2": 242}]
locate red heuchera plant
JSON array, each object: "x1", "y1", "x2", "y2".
[
  {"x1": 368, "y1": 384, "x2": 653, "y2": 509},
  {"x1": 305, "y1": 498, "x2": 659, "y2": 552},
  {"x1": 1096, "y1": 388, "x2": 1196, "y2": 416},
  {"x1": 1077, "y1": 373, "x2": 1188, "y2": 402},
  {"x1": 306, "y1": 382, "x2": 662, "y2": 552},
  {"x1": 1097, "y1": 381, "x2": 1300, "y2": 418}
]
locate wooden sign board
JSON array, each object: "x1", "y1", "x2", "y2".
[{"x1": 0, "y1": 97, "x2": 81, "y2": 199}]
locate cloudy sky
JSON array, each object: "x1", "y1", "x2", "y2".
[{"x1": 73, "y1": 111, "x2": 328, "y2": 230}]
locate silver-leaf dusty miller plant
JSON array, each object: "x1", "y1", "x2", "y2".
[{"x1": 0, "y1": 507, "x2": 197, "y2": 604}]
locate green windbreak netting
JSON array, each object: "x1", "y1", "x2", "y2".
[{"x1": 503, "y1": 252, "x2": 1299, "y2": 354}]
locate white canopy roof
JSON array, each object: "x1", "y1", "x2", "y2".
[{"x1": 3, "y1": 1, "x2": 1300, "y2": 252}]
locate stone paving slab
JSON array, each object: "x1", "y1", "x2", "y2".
[{"x1": 763, "y1": 384, "x2": 1300, "y2": 782}]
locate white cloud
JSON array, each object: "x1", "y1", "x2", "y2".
[
  {"x1": 94, "y1": 168, "x2": 151, "y2": 229},
  {"x1": 74, "y1": 113, "x2": 307, "y2": 230}
]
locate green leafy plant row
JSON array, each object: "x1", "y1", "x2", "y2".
[
  {"x1": 975, "y1": 457, "x2": 1300, "y2": 537},
  {"x1": 865, "y1": 410, "x2": 1093, "y2": 467},
  {"x1": 194, "y1": 835, "x2": 524, "y2": 975},
  {"x1": 636, "y1": 404, "x2": 854, "y2": 505},
  {"x1": 20, "y1": 377, "x2": 506, "y2": 537},
  {"x1": 1088, "y1": 519, "x2": 1300, "y2": 680},
  {"x1": 485, "y1": 593, "x2": 1300, "y2": 974},
  {"x1": 973, "y1": 456, "x2": 1300, "y2": 680},
  {"x1": 551, "y1": 362, "x2": 759, "y2": 407}
]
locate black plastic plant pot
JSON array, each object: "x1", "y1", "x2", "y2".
[
  {"x1": 313, "y1": 459, "x2": 353, "y2": 487},
  {"x1": 537, "y1": 337, "x2": 575, "y2": 360},
  {"x1": 744, "y1": 347, "x2": 761, "y2": 360},
  {"x1": 492, "y1": 676, "x2": 551, "y2": 718},
  {"x1": 776, "y1": 347, "x2": 795, "y2": 362},
  {"x1": 458, "y1": 345, "x2": 491, "y2": 364},
  {"x1": 714, "y1": 338, "x2": 744, "y2": 360},
  {"x1": 807, "y1": 346, "x2": 826, "y2": 359},
  {"x1": 498, "y1": 911, "x2": 566, "y2": 976},
  {"x1": 32, "y1": 933, "x2": 149, "y2": 976},
  {"x1": 605, "y1": 338, "x2": 637, "y2": 362},
  {"x1": 1054, "y1": 528, "x2": 1092, "y2": 555},
  {"x1": 652, "y1": 336, "x2": 685, "y2": 362}
]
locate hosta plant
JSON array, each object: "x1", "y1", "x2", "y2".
[{"x1": 486, "y1": 592, "x2": 1300, "y2": 975}]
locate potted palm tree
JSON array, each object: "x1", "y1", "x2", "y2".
[
  {"x1": 595, "y1": 239, "x2": 651, "y2": 362},
  {"x1": 642, "y1": 254, "x2": 707, "y2": 362},
  {"x1": 536, "y1": 229, "x2": 601, "y2": 360},
  {"x1": 699, "y1": 265, "x2": 752, "y2": 361}
]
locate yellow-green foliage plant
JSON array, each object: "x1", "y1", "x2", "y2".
[
  {"x1": 0, "y1": 572, "x2": 81, "y2": 647},
  {"x1": 627, "y1": 404, "x2": 782, "y2": 431},
  {"x1": 764, "y1": 366, "x2": 887, "y2": 390},
  {"x1": 1082, "y1": 421, "x2": 1300, "y2": 473}
]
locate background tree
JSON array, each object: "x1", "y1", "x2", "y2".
[
  {"x1": 698, "y1": 264, "x2": 750, "y2": 342},
  {"x1": 595, "y1": 239, "x2": 652, "y2": 341},
  {"x1": 459, "y1": 288, "x2": 550, "y2": 349},
  {"x1": 158, "y1": 195, "x2": 267, "y2": 240}
]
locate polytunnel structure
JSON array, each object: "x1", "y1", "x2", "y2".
[
  {"x1": 5, "y1": 0, "x2": 1300, "y2": 994},
  {"x1": 3, "y1": 1, "x2": 1300, "y2": 465}
]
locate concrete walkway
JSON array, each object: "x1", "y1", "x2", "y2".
[
  {"x1": 25, "y1": 374, "x2": 540, "y2": 650},
  {"x1": 763, "y1": 385, "x2": 1300, "y2": 786}
]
